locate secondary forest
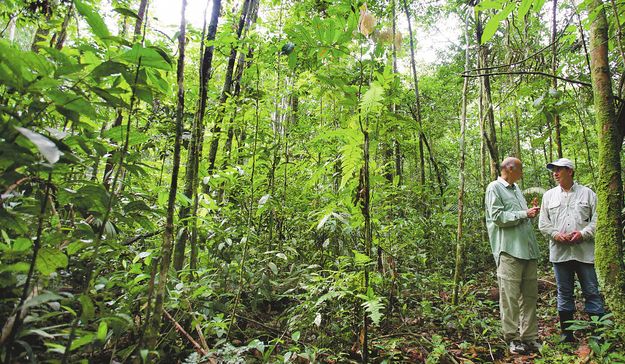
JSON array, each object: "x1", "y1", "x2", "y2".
[{"x1": 2, "y1": 0, "x2": 625, "y2": 362}]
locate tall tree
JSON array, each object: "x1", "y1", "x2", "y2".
[
  {"x1": 589, "y1": 0, "x2": 625, "y2": 323},
  {"x1": 148, "y1": 0, "x2": 187, "y2": 346},
  {"x1": 173, "y1": 0, "x2": 223, "y2": 272}
]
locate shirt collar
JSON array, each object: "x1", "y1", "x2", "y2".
[
  {"x1": 558, "y1": 182, "x2": 577, "y2": 192},
  {"x1": 497, "y1": 176, "x2": 515, "y2": 188}
]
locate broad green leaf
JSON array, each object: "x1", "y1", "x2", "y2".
[
  {"x1": 12, "y1": 237, "x2": 32, "y2": 252},
  {"x1": 48, "y1": 89, "x2": 97, "y2": 119},
  {"x1": 15, "y1": 127, "x2": 62, "y2": 164},
  {"x1": 91, "y1": 87, "x2": 130, "y2": 109},
  {"x1": 518, "y1": 0, "x2": 533, "y2": 19},
  {"x1": 353, "y1": 250, "x2": 371, "y2": 265},
  {"x1": 533, "y1": 0, "x2": 547, "y2": 13},
  {"x1": 79, "y1": 294, "x2": 95, "y2": 321},
  {"x1": 113, "y1": 7, "x2": 141, "y2": 20},
  {"x1": 481, "y1": 14, "x2": 502, "y2": 44},
  {"x1": 103, "y1": 125, "x2": 150, "y2": 146},
  {"x1": 0, "y1": 262, "x2": 29, "y2": 274},
  {"x1": 23, "y1": 292, "x2": 63, "y2": 310},
  {"x1": 146, "y1": 69, "x2": 170, "y2": 94},
  {"x1": 36, "y1": 247, "x2": 68, "y2": 275},
  {"x1": 91, "y1": 61, "x2": 127, "y2": 79},
  {"x1": 70, "y1": 334, "x2": 94, "y2": 351},
  {"x1": 120, "y1": 45, "x2": 172, "y2": 71},
  {"x1": 475, "y1": 0, "x2": 504, "y2": 11},
  {"x1": 360, "y1": 82, "x2": 384, "y2": 115},
  {"x1": 75, "y1": 0, "x2": 111, "y2": 41},
  {"x1": 268, "y1": 262, "x2": 278, "y2": 275},
  {"x1": 97, "y1": 321, "x2": 108, "y2": 342},
  {"x1": 291, "y1": 331, "x2": 300, "y2": 341}
]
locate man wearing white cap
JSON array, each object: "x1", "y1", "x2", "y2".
[{"x1": 538, "y1": 158, "x2": 605, "y2": 343}]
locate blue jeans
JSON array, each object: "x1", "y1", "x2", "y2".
[{"x1": 553, "y1": 260, "x2": 605, "y2": 315}]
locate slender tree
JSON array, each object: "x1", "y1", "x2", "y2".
[{"x1": 148, "y1": 0, "x2": 187, "y2": 346}]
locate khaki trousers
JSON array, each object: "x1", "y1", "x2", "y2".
[{"x1": 497, "y1": 252, "x2": 538, "y2": 341}]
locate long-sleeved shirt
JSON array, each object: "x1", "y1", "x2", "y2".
[
  {"x1": 485, "y1": 177, "x2": 539, "y2": 265},
  {"x1": 538, "y1": 182, "x2": 597, "y2": 264}
]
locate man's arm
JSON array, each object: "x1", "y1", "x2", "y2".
[{"x1": 485, "y1": 187, "x2": 527, "y2": 227}]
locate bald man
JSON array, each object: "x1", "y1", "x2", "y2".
[{"x1": 485, "y1": 157, "x2": 542, "y2": 354}]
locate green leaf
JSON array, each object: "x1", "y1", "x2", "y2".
[
  {"x1": 23, "y1": 292, "x2": 62, "y2": 310},
  {"x1": 0, "y1": 262, "x2": 30, "y2": 273},
  {"x1": 475, "y1": 0, "x2": 504, "y2": 11},
  {"x1": 120, "y1": 44, "x2": 173, "y2": 71},
  {"x1": 91, "y1": 86, "x2": 130, "y2": 109},
  {"x1": 103, "y1": 125, "x2": 150, "y2": 146},
  {"x1": 79, "y1": 294, "x2": 95, "y2": 321},
  {"x1": 15, "y1": 127, "x2": 62, "y2": 164},
  {"x1": 91, "y1": 61, "x2": 128, "y2": 79},
  {"x1": 113, "y1": 7, "x2": 141, "y2": 20},
  {"x1": 268, "y1": 262, "x2": 278, "y2": 275},
  {"x1": 353, "y1": 250, "x2": 371, "y2": 265},
  {"x1": 533, "y1": 0, "x2": 547, "y2": 13},
  {"x1": 97, "y1": 321, "x2": 108, "y2": 342},
  {"x1": 12, "y1": 238, "x2": 32, "y2": 252},
  {"x1": 518, "y1": 0, "x2": 533, "y2": 19},
  {"x1": 481, "y1": 14, "x2": 502, "y2": 44},
  {"x1": 360, "y1": 82, "x2": 384, "y2": 115},
  {"x1": 70, "y1": 334, "x2": 94, "y2": 351},
  {"x1": 75, "y1": 0, "x2": 111, "y2": 41},
  {"x1": 36, "y1": 247, "x2": 68, "y2": 275},
  {"x1": 291, "y1": 331, "x2": 300, "y2": 341},
  {"x1": 48, "y1": 89, "x2": 98, "y2": 119}
]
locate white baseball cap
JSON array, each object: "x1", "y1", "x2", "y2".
[{"x1": 546, "y1": 158, "x2": 574, "y2": 170}]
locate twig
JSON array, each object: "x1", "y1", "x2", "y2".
[
  {"x1": 1, "y1": 177, "x2": 32, "y2": 203},
  {"x1": 123, "y1": 229, "x2": 164, "y2": 245},
  {"x1": 164, "y1": 310, "x2": 208, "y2": 357},
  {"x1": 486, "y1": 339, "x2": 495, "y2": 362},
  {"x1": 462, "y1": 70, "x2": 591, "y2": 87}
]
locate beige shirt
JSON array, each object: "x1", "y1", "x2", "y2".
[{"x1": 538, "y1": 182, "x2": 597, "y2": 264}]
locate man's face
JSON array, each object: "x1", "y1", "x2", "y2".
[
  {"x1": 509, "y1": 162, "x2": 523, "y2": 182},
  {"x1": 552, "y1": 166, "x2": 573, "y2": 186}
]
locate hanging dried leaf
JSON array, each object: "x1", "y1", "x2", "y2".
[
  {"x1": 378, "y1": 28, "x2": 393, "y2": 43},
  {"x1": 394, "y1": 31, "x2": 403, "y2": 48},
  {"x1": 358, "y1": 4, "x2": 376, "y2": 37}
]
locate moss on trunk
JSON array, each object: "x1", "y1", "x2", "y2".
[{"x1": 589, "y1": 0, "x2": 625, "y2": 323}]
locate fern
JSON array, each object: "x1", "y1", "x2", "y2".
[{"x1": 357, "y1": 287, "x2": 385, "y2": 326}]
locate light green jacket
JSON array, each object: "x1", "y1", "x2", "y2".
[{"x1": 485, "y1": 177, "x2": 540, "y2": 265}]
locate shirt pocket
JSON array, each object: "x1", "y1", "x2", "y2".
[
  {"x1": 548, "y1": 200, "x2": 561, "y2": 219},
  {"x1": 577, "y1": 201, "x2": 592, "y2": 222}
]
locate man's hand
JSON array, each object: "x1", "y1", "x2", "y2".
[
  {"x1": 567, "y1": 231, "x2": 583, "y2": 244},
  {"x1": 526, "y1": 206, "x2": 540, "y2": 218},
  {"x1": 553, "y1": 232, "x2": 568, "y2": 243}
]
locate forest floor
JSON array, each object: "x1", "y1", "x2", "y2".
[{"x1": 358, "y1": 268, "x2": 605, "y2": 364}]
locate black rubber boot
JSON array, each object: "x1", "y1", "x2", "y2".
[{"x1": 558, "y1": 311, "x2": 576, "y2": 343}]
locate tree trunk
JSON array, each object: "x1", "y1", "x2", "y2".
[
  {"x1": 207, "y1": 0, "x2": 255, "y2": 175},
  {"x1": 453, "y1": 10, "x2": 470, "y2": 305},
  {"x1": 551, "y1": 0, "x2": 563, "y2": 158},
  {"x1": 475, "y1": 9, "x2": 499, "y2": 178},
  {"x1": 402, "y1": 0, "x2": 425, "y2": 187},
  {"x1": 53, "y1": 2, "x2": 73, "y2": 50},
  {"x1": 589, "y1": 0, "x2": 625, "y2": 323},
  {"x1": 133, "y1": 0, "x2": 149, "y2": 41},
  {"x1": 148, "y1": 0, "x2": 186, "y2": 347},
  {"x1": 173, "y1": 0, "x2": 223, "y2": 272}
]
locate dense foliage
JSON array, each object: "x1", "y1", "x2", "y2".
[{"x1": 1, "y1": 0, "x2": 624, "y2": 362}]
